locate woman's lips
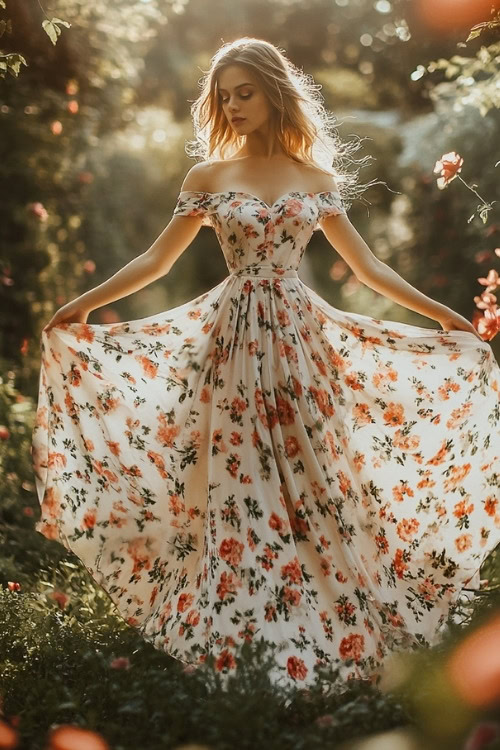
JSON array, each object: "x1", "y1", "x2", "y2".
[{"x1": 232, "y1": 118, "x2": 245, "y2": 123}]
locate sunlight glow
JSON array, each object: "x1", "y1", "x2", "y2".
[{"x1": 375, "y1": 1, "x2": 392, "y2": 13}]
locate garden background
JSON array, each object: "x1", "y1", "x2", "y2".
[{"x1": 1, "y1": 1, "x2": 500, "y2": 749}]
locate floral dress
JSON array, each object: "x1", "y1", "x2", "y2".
[{"x1": 32, "y1": 189, "x2": 500, "y2": 689}]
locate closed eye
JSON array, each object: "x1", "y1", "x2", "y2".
[{"x1": 221, "y1": 94, "x2": 252, "y2": 104}]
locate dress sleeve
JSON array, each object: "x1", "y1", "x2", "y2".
[
  {"x1": 316, "y1": 191, "x2": 346, "y2": 220},
  {"x1": 312, "y1": 191, "x2": 346, "y2": 232},
  {"x1": 172, "y1": 191, "x2": 214, "y2": 227}
]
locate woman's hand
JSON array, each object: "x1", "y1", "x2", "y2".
[
  {"x1": 438, "y1": 312, "x2": 483, "y2": 342},
  {"x1": 43, "y1": 300, "x2": 91, "y2": 333}
]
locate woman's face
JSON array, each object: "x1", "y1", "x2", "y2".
[{"x1": 217, "y1": 64, "x2": 273, "y2": 136}]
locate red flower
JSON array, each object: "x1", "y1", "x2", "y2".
[
  {"x1": 177, "y1": 592, "x2": 194, "y2": 613},
  {"x1": 464, "y1": 722, "x2": 500, "y2": 750},
  {"x1": 47, "y1": 724, "x2": 110, "y2": 749},
  {"x1": 186, "y1": 609, "x2": 200, "y2": 626},
  {"x1": 0, "y1": 719, "x2": 18, "y2": 749},
  {"x1": 27, "y1": 201, "x2": 48, "y2": 221},
  {"x1": 339, "y1": 633, "x2": 365, "y2": 662},
  {"x1": 284, "y1": 436, "x2": 300, "y2": 458},
  {"x1": 268, "y1": 512, "x2": 287, "y2": 534},
  {"x1": 477, "y1": 306, "x2": 500, "y2": 341},
  {"x1": 433, "y1": 151, "x2": 463, "y2": 189},
  {"x1": 109, "y1": 656, "x2": 130, "y2": 670},
  {"x1": 50, "y1": 590, "x2": 69, "y2": 609},
  {"x1": 478, "y1": 269, "x2": 499, "y2": 292},
  {"x1": 219, "y1": 537, "x2": 244, "y2": 567},
  {"x1": 287, "y1": 655, "x2": 308, "y2": 680},
  {"x1": 215, "y1": 648, "x2": 236, "y2": 672},
  {"x1": 280, "y1": 557, "x2": 303, "y2": 585}
]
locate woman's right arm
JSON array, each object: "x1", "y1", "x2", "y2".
[
  {"x1": 77, "y1": 212, "x2": 204, "y2": 313},
  {"x1": 79, "y1": 160, "x2": 211, "y2": 312},
  {"x1": 43, "y1": 166, "x2": 208, "y2": 329}
]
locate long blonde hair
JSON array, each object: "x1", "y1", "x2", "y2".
[{"x1": 185, "y1": 37, "x2": 379, "y2": 208}]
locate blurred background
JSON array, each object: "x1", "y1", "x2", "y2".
[
  {"x1": 1, "y1": 2, "x2": 499, "y2": 749},
  {"x1": 1, "y1": 0, "x2": 499, "y2": 398}
]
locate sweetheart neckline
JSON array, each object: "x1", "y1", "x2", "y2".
[{"x1": 177, "y1": 189, "x2": 341, "y2": 211}]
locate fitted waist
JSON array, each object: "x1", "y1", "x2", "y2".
[{"x1": 230, "y1": 265, "x2": 299, "y2": 279}]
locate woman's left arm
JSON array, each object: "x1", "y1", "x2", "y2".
[{"x1": 320, "y1": 214, "x2": 482, "y2": 340}]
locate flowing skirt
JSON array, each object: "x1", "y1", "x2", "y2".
[{"x1": 32, "y1": 273, "x2": 500, "y2": 689}]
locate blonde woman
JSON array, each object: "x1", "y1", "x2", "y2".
[{"x1": 33, "y1": 37, "x2": 500, "y2": 691}]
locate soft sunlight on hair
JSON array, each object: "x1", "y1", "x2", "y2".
[{"x1": 185, "y1": 36, "x2": 383, "y2": 209}]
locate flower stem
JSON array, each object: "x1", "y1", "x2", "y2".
[{"x1": 456, "y1": 174, "x2": 488, "y2": 205}]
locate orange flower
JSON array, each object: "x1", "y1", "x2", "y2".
[
  {"x1": 352, "y1": 403, "x2": 372, "y2": 425},
  {"x1": 433, "y1": 151, "x2": 463, "y2": 189},
  {"x1": 484, "y1": 496, "x2": 498, "y2": 517},
  {"x1": 338, "y1": 470, "x2": 351, "y2": 496},
  {"x1": 383, "y1": 402, "x2": 405, "y2": 427},
  {"x1": 50, "y1": 590, "x2": 69, "y2": 609},
  {"x1": 268, "y1": 512, "x2": 288, "y2": 534},
  {"x1": 276, "y1": 395, "x2": 295, "y2": 425},
  {"x1": 284, "y1": 435, "x2": 300, "y2": 458},
  {"x1": 109, "y1": 656, "x2": 130, "y2": 670},
  {"x1": 446, "y1": 612, "x2": 500, "y2": 708},
  {"x1": 177, "y1": 592, "x2": 195, "y2": 613},
  {"x1": 48, "y1": 725, "x2": 110, "y2": 750},
  {"x1": 339, "y1": 633, "x2": 365, "y2": 662},
  {"x1": 455, "y1": 533, "x2": 473, "y2": 552},
  {"x1": 309, "y1": 386, "x2": 335, "y2": 417},
  {"x1": 219, "y1": 537, "x2": 244, "y2": 567},
  {"x1": 396, "y1": 517, "x2": 420, "y2": 542},
  {"x1": 283, "y1": 586, "x2": 301, "y2": 606},
  {"x1": 287, "y1": 655, "x2": 308, "y2": 680},
  {"x1": 477, "y1": 306, "x2": 500, "y2": 341},
  {"x1": 375, "y1": 534, "x2": 389, "y2": 554},
  {"x1": 444, "y1": 463, "x2": 471, "y2": 492},
  {"x1": 215, "y1": 648, "x2": 237, "y2": 672},
  {"x1": 324, "y1": 430, "x2": 340, "y2": 462},
  {"x1": 477, "y1": 269, "x2": 499, "y2": 292},
  {"x1": 393, "y1": 548, "x2": 409, "y2": 579},
  {"x1": 138, "y1": 356, "x2": 158, "y2": 378},
  {"x1": 320, "y1": 556, "x2": 332, "y2": 575},
  {"x1": 216, "y1": 571, "x2": 242, "y2": 601},
  {"x1": 281, "y1": 557, "x2": 303, "y2": 585},
  {"x1": 392, "y1": 481, "x2": 415, "y2": 503},
  {"x1": 186, "y1": 609, "x2": 200, "y2": 626},
  {"x1": 453, "y1": 499, "x2": 474, "y2": 519},
  {"x1": 47, "y1": 453, "x2": 67, "y2": 469},
  {"x1": 82, "y1": 509, "x2": 97, "y2": 530},
  {"x1": 0, "y1": 720, "x2": 18, "y2": 750},
  {"x1": 156, "y1": 416, "x2": 181, "y2": 447}
]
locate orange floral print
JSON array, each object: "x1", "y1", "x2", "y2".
[{"x1": 32, "y1": 189, "x2": 500, "y2": 692}]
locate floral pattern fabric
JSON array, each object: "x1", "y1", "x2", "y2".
[{"x1": 32, "y1": 189, "x2": 500, "y2": 690}]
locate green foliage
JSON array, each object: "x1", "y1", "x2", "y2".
[
  {"x1": 41, "y1": 17, "x2": 71, "y2": 46},
  {"x1": 0, "y1": 589, "x2": 411, "y2": 750},
  {"x1": 1, "y1": 2, "x2": 500, "y2": 748},
  {"x1": 424, "y1": 10, "x2": 500, "y2": 117},
  {"x1": 1, "y1": 371, "x2": 499, "y2": 749}
]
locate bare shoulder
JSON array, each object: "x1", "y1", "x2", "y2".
[
  {"x1": 179, "y1": 161, "x2": 218, "y2": 192},
  {"x1": 302, "y1": 163, "x2": 341, "y2": 193}
]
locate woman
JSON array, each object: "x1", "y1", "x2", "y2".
[{"x1": 33, "y1": 37, "x2": 500, "y2": 691}]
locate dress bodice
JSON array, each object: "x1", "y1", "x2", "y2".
[{"x1": 172, "y1": 190, "x2": 346, "y2": 277}]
